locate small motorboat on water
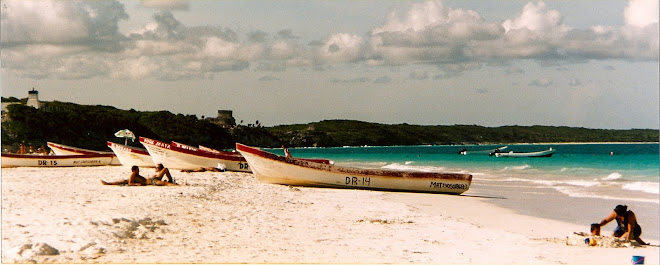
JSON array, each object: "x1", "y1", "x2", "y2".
[
  {"x1": 236, "y1": 143, "x2": 472, "y2": 195},
  {"x1": 491, "y1": 148, "x2": 555, "y2": 158},
  {"x1": 459, "y1": 146, "x2": 508, "y2": 155}
]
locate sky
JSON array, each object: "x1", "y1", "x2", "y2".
[{"x1": 1, "y1": 0, "x2": 658, "y2": 129}]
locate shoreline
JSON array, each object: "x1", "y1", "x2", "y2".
[
  {"x1": 281, "y1": 142, "x2": 659, "y2": 149},
  {"x1": 2, "y1": 166, "x2": 659, "y2": 264}
]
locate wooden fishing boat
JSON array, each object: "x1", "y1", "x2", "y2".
[
  {"x1": 139, "y1": 137, "x2": 251, "y2": 172},
  {"x1": 236, "y1": 143, "x2": 472, "y2": 195},
  {"x1": 199, "y1": 145, "x2": 227, "y2": 154},
  {"x1": 459, "y1": 146, "x2": 507, "y2": 155},
  {"x1": 170, "y1": 141, "x2": 252, "y2": 172},
  {"x1": 493, "y1": 148, "x2": 555, "y2": 158},
  {"x1": 107, "y1": 141, "x2": 155, "y2": 167},
  {"x1": 47, "y1": 142, "x2": 121, "y2": 165},
  {"x1": 1, "y1": 153, "x2": 114, "y2": 168}
]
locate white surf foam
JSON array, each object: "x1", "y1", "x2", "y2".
[
  {"x1": 623, "y1": 182, "x2": 660, "y2": 195},
  {"x1": 381, "y1": 163, "x2": 445, "y2": 172},
  {"x1": 602, "y1": 172, "x2": 623, "y2": 181}
]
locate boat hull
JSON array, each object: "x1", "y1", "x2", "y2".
[
  {"x1": 495, "y1": 148, "x2": 555, "y2": 157},
  {"x1": 107, "y1": 141, "x2": 155, "y2": 167},
  {"x1": 47, "y1": 142, "x2": 121, "y2": 165},
  {"x1": 236, "y1": 143, "x2": 472, "y2": 195},
  {"x1": 460, "y1": 146, "x2": 508, "y2": 155},
  {"x1": 1, "y1": 153, "x2": 114, "y2": 168},
  {"x1": 169, "y1": 141, "x2": 251, "y2": 172},
  {"x1": 139, "y1": 137, "x2": 250, "y2": 172}
]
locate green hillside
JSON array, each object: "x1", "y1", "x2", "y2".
[
  {"x1": 1, "y1": 100, "x2": 658, "y2": 152},
  {"x1": 1, "y1": 101, "x2": 280, "y2": 152},
  {"x1": 267, "y1": 120, "x2": 659, "y2": 147}
]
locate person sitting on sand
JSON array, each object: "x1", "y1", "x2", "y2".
[
  {"x1": 596, "y1": 205, "x2": 647, "y2": 245},
  {"x1": 101, "y1": 165, "x2": 177, "y2": 186},
  {"x1": 152, "y1": 163, "x2": 175, "y2": 183}
]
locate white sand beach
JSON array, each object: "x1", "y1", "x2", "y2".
[{"x1": 1, "y1": 166, "x2": 658, "y2": 264}]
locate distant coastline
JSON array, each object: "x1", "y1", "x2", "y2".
[{"x1": 1, "y1": 100, "x2": 658, "y2": 151}]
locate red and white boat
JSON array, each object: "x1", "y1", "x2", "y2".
[
  {"x1": 47, "y1": 142, "x2": 121, "y2": 165},
  {"x1": 169, "y1": 141, "x2": 251, "y2": 172},
  {"x1": 198, "y1": 145, "x2": 225, "y2": 154},
  {"x1": 107, "y1": 141, "x2": 155, "y2": 167},
  {"x1": 236, "y1": 143, "x2": 473, "y2": 194},
  {"x1": 1, "y1": 153, "x2": 114, "y2": 168},
  {"x1": 139, "y1": 137, "x2": 251, "y2": 172}
]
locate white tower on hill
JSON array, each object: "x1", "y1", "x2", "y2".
[{"x1": 26, "y1": 88, "x2": 40, "y2": 109}]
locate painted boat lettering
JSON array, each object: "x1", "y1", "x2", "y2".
[
  {"x1": 144, "y1": 139, "x2": 170, "y2": 149},
  {"x1": 239, "y1": 162, "x2": 249, "y2": 170},
  {"x1": 430, "y1": 182, "x2": 467, "y2": 190},
  {"x1": 173, "y1": 142, "x2": 197, "y2": 151},
  {"x1": 38, "y1": 160, "x2": 58, "y2": 166},
  {"x1": 73, "y1": 160, "x2": 102, "y2": 164},
  {"x1": 345, "y1": 176, "x2": 371, "y2": 186}
]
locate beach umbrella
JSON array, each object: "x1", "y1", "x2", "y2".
[{"x1": 114, "y1": 129, "x2": 136, "y2": 145}]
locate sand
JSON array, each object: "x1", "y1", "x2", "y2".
[{"x1": 1, "y1": 166, "x2": 658, "y2": 264}]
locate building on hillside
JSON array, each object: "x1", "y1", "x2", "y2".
[
  {"x1": 206, "y1": 110, "x2": 236, "y2": 127},
  {"x1": 27, "y1": 88, "x2": 41, "y2": 109},
  {"x1": 2, "y1": 88, "x2": 44, "y2": 114}
]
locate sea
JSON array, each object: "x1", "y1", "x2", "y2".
[{"x1": 269, "y1": 143, "x2": 660, "y2": 242}]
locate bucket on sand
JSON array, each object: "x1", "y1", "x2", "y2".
[{"x1": 632, "y1": 255, "x2": 644, "y2": 264}]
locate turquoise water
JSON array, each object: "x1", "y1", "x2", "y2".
[
  {"x1": 274, "y1": 143, "x2": 659, "y2": 200},
  {"x1": 269, "y1": 143, "x2": 660, "y2": 240}
]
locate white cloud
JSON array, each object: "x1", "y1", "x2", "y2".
[
  {"x1": 370, "y1": 1, "x2": 501, "y2": 65},
  {"x1": 111, "y1": 56, "x2": 160, "y2": 80},
  {"x1": 502, "y1": 2, "x2": 569, "y2": 34},
  {"x1": 624, "y1": 0, "x2": 659, "y2": 28},
  {"x1": 529, "y1": 77, "x2": 553, "y2": 87},
  {"x1": 317, "y1": 33, "x2": 365, "y2": 62},
  {"x1": 141, "y1": 0, "x2": 189, "y2": 10},
  {"x1": 1, "y1": 0, "x2": 657, "y2": 82},
  {"x1": 1, "y1": 0, "x2": 127, "y2": 46}
]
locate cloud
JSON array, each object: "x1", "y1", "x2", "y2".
[
  {"x1": 1, "y1": 0, "x2": 128, "y2": 47},
  {"x1": 258, "y1": 75, "x2": 280, "y2": 82},
  {"x1": 369, "y1": 0, "x2": 657, "y2": 65},
  {"x1": 501, "y1": 2, "x2": 569, "y2": 33},
  {"x1": 277, "y1": 29, "x2": 298, "y2": 39},
  {"x1": 529, "y1": 77, "x2": 553, "y2": 87},
  {"x1": 408, "y1": 71, "x2": 429, "y2": 80},
  {"x1": 330, "y1": 77, "x2": 370, "y2": 83},
  {"x1": 568, "y1": 78, "x2": 581, "y2": 86},
  {"x1": 369, "y1": 1, "x2": 501, "y2": 65},
  {"x1": 624, "y1": 0, "x2": 658, "y2": 28},
  {"x1": 1, "y1": 0, "x2": 658, "y2": 82},
  {"x1": 317, "y1": 33, "x2": 365, "y2": 62},
  {"x1": 506, "y1": 66, "x2": 524, "y2": 74},
  {"x1": 141, "y1": 0, "x2": 189, "y2": 10},
  {"x1": 373, "y1": 76, "x2": 392, "y2": 84}
]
